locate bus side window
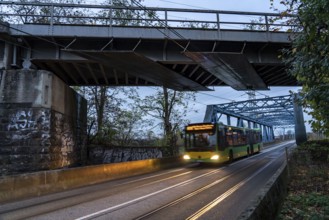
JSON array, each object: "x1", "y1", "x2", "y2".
[
  {"x1": 226, "y1": 132, "x2": 233, "y2": 146},
  {"x1": 248, "y1": 131, "x2": 252, "y2": 144},
  {"x1": 218, "y1": 130, "x2": 226, "y2": 149},
  {"x1": 254, "y1": 132, "x2": 259, "y2": 143},
  {"x1": 232, "y1": 132, "x2": 238, "y2": 146},
  {"x1": 238, "y1": 130, "x2": 247, "y2": 145}
]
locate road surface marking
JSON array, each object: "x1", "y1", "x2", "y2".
[{"x1": 186, "y1": 159, "x2": 275, "y2": 220}]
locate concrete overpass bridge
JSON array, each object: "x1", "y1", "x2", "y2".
[
  {"x1": 0, "y1": 1, "x2": 297, "y2": 91},
  {"x1": 0, "y1": 2, "x2": 305, "y2": 175}
]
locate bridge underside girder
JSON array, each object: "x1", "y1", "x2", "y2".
[
  {"x1": 64, "y1": 50, "x2": 210, "y2": 91},
  {"x1": 1, "y1": 25, "x2": 298, "y2": 91},
  {"x1": 184, "y1": 52, "x2": 268, "y2": 90}
]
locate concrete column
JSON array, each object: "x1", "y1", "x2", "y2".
[
  {"x1": 0, "y1": 22, "x2": 12, "y2": 70},
  {"x1": 293, "y1": 94, "x2": 307, "y2": 145},
  {"x1": 0, "y1": 69, "x2": 87, "y2": 176},
  {"x1": 0, "y1": 42, "x2": 12, "y2": 70}
]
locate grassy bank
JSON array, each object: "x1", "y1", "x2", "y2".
[{"x1": 278, "y1": 140, "x2": 329, "y2": 219}]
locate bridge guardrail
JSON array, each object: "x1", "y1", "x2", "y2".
[{"x1": 0, "y1": 1, "x2": 297, "y2": 33}]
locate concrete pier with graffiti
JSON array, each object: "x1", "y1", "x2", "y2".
[{"x1": 0, "y1": 69, "x2": 87, "y2": 176}]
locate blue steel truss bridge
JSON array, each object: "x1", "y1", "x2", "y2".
[
  {"x1": 0, "y1": 1, "x2": 298, "y2": 91},
  {"x1": 204, "y1": 95, "x2": 299, "y2": 142}
]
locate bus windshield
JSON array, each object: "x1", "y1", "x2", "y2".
[{"x1": 186, "y1": 132, "x2": 216, "y2": 150}]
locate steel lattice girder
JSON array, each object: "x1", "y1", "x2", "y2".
[{"x1": 204, "y1": 95, "x2": 295, "y2": 127}]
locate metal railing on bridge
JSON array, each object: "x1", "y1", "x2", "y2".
[{"x1": 0, "y1": 1, "x2": 297, "y2": 32}]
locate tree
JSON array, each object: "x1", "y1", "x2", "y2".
[
  {"x1": 111, "y1": 107, "x2": 153, "y2": 146},
  {"x1": 76, "y1": 86, "x2": 114, "y2": 144},
  {"x1": 77, "y1": 86, "x2": 156, "y2": 147},
  {"x1": 6, "y1": 0, "x2": 89, "y2": 24},
  {"x1": 275, "y1": 0, "x2": 329, "y2": 135},
  {"x1": 244, "y1": 17, "x2": 267, "y2": 31},
  {"x1": 134, "y1": 86, "x2": 197, "y2": 156},
  {"x1": 180, "y1": 21, "x2": 212, "y2": 29},
  {"x1": 97, "y1": 0, "x2": 157, "y2": 26},
  {"x1": 5, "y1": 0, "x2": 154, "y2": 26},
  {"x1": 78, "y1": 86, "x2": 136, "y2": 145}
]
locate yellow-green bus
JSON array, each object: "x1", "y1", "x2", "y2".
[{"x1": 183, "y1": 122, "x2": 262, "y2": 163}]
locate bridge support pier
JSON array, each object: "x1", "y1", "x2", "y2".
[
  {"x1": 0, "y1": 69, "x2": 87, "y2": 176},
  {"x1": 293, "y1": 94, "x2": 307, "y2": 145}
]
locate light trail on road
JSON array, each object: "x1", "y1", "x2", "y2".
[
  {"x1": 0, "y1": 141, "x2": 296, "y2": 220},
  {"x1": 186, "y1": 159, "x2": 277, "y2": 220},
  {"x1": 74, "y1": 169, "x2": 223, "y2": 220}
]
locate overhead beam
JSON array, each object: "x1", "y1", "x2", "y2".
[
  {"x1": 65, "y1": 50, "x2": 210, "y2": 91},
  {"x1": 184, "y1": 52, "x2": 268, "y2": 90}
]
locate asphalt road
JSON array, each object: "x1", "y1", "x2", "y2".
[{"x1": 0, "y1": 141, "x2": 295, "y2": 220}]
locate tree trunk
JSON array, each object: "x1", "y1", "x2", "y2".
[
  {"x1": 162, "y1": 86, "x2": 177, "y2": 156},
  {"x1": 94, "y1": 86, "x2": 108, "y2": 133}
]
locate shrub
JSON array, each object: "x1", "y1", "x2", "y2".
[{"x1": 298, "y1": 140, "x2": 329, "y2": 162}]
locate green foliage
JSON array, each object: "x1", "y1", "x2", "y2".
[
  {"x1": 7, "y1": 0, "x2": 89, "y2": 24},
  {"x1": 278, "y1": 141, "x2": 329, "y2": 219},
  {"x1": 98, "y1": 0, "x2": 155, "y2": 26},
  {"x1": 6, "y1": 0, "x2": 153, "y2": 26},
  {"x1": 180, "y1": 21, "x2": 213, "y2": 29},
  {"x1": 279, "y1": 193, "x2": 329, "y2": 219},
  {"x1": 279, "y1": 0, "x2": 329, "y2": 135},
  {"x1": 299, "y1": 140, "x2": 329, "y2": 150},
  {"x1": 76, "y1": 86, "x2": 153, "y2": 147},
  {"x1": 299, "y1": 140, "x2": 329, "y2": 162},
  {"x1": 244, "y1": 17, "x2": 267, "y2": 31},
  {"x1": 90, "y1": 126, "x2": 117, "y2": 146}
]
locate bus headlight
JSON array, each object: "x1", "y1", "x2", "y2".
[
  {"x1": 183, "y1": 155, "x2": 191, "y2": 160},
  {"x1": 210, "y1": 155, "x2": 219, "y2": 160}
]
